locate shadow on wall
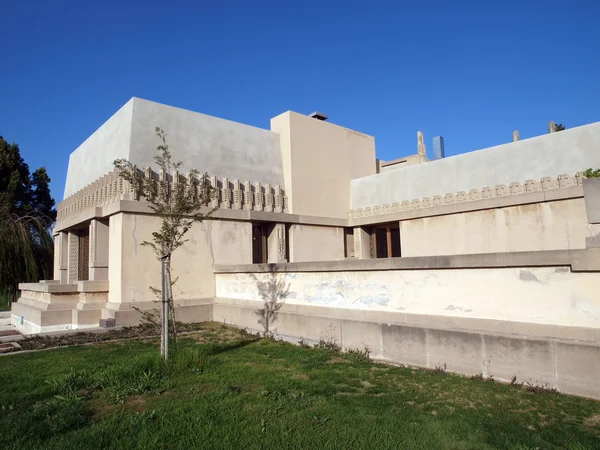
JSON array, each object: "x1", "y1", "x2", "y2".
[{"x1": 251, "y1": 265, "x2": 290, "y2": 337}]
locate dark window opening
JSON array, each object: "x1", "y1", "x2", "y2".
[
  {"x1": 252, "y1": 223, "x2": 268, "y2": 264},
  {"x1": 371, "y1": 223, "x2": 401, "y2": 258},
  {"x1": 343, "y1": 228, "x2": 354, "y2": 258}
]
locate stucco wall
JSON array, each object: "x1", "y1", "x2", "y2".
[
  {"x1": 129, "y1": 98, "x2": 284, "y2": 187},
  {"x1": 64, "y1": 100, "x2": 134, "y2": 198},
  {"x1": 289, "y1": 224, "x2": 345, "y2": 262},
  {"x1": 271, "y1": 112, "x2": 376, "y2": 219},
  {"x1": 351, "y1": 121, "x2": 600, "y2": 209},
  {"x1": 215, "y1": 266, "x2": 600, "y2": 328},
  {"x1": 109, "y1": 213, "x2": 251, "y2": 304},
  {"x1": 400, "y1": 198, "x2": 591, "y2": 256},
  {"x1": 64, "y1": 97, "x2": 285, "y2": 199}
]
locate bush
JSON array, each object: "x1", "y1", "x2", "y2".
[{"x1": 583, "y1": 168, "x2": 600, "y2": 179}]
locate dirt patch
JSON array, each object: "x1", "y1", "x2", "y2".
[
  {"x1": 360, "y1": 380, "x2": 374, "y2": 389},
  {"x1": 189, "y1": 383, "x2": 217, "y2": 394},
  {"x1": 584, "y1": 414, "x2": 600, "y2": 429},
  {"x1": 125, "y1": 395, "x2": 148, "y2": 412},
  {"x1": 326, "y1": 357, "x2": 351, "y2": 364},
  {"x1": 292, "y1": 374, "x2": 309, "y2": 381}
]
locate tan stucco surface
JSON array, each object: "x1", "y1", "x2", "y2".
[
  {"x1": 289, "y1": 224, "x2": 345, "y2": 262},
  {"x1": 271, "y1": 111, "x2": 376, "y2": 219},
  {"x1": 109, "y1": 213, "x2": 251, "y2": 304},
  {"x1": 400, "y1": 198, "x2": 590, "y2": 256}
]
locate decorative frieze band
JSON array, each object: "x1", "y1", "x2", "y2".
[
  {"x1": 57, "y1": 169, "x2": 288, "y2": 222},
  {"x1": 349, "y1": 172, "x2": 584, "y2": 219}
]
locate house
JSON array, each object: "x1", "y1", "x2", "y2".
[{"x1": 12, "y1": 98, "x2": 600, "y2": 398}]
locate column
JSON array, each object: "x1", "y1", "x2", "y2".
[
  {"x1": 54, "y1": 232, "x2": 69, "y2": 283},
  {"x1": 353, "y1": 227, "x2": 372, "y2": 259},
  {"x1": 89, "y1": 219, "x2": 109, "y2": 280},
  {"x1": 67, "y1": 231, "x2": 79, "y2": 283},
  {"x1": 267, "y1": 223, "x2": 288, "y2": 263}
]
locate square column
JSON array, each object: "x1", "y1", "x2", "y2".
[
  {"x1": 67, "y1": 231, "x2": 79, "y2": 283},
  {"x1": 53, "y1": 232, "x2": 69, "y2": 283},
  {"x1": 353, "y1": 227, "x2": 372, "y2": 259},
  {"x1": 267, "y1": 223, "x2": 288, "y2": 263},
  {"x1": 89, "y1": 219, "x2": 109, "y2": 280}
]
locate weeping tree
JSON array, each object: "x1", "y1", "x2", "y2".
[
  {"x1": 0, "y1": 136, "x2": 55, "y2": 308},
  {"x1": 114, "y1": 127, "x2": 215, "y2": 359}
]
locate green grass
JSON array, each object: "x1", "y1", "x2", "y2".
[{"x1": 1, "y1": 323, "x2": 599, "y2": 450}]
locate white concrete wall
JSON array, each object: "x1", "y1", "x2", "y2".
[
  {"x1": 129, "y1": 98, "x2": 284, "y2": 188},
  {"x1": 351, "y1": 122, "x2": 600, "y2": 209},
  {"x1": 400, "y1": 198, "x2": 591, "y2": 256},
  {"x1": 64, "y1": 97, "x2": 285, "y2": 199},
  {"x1": 64, "y1": 100, "x2": 134, "y2": 198},
  {"x1": 216, "y1": 267, "x2": 600, "y2": 328}
]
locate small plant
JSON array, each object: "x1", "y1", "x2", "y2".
[
  {"x1": 297, "y1": 339, "x2": 310, "y2": 348},
  {"x1": 583, "y1": 168, "x2": 600, "y2": 179},
  {"x1": 316, "y1": 338, "x2": 342, "y2": 354},
  {"x1": 432, "y1": 363, "x2": 447, "y2": 375},
  {"x1": 345, "y1": 346, "x2": 371, "y2": 361}
]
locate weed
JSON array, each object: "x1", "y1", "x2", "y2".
[
  {"x1": 297, "y1": 339, "x2": 310, "y2": 348},
  {"x1": 316, "y1": 338, "x2": 342, "y2": 353}
]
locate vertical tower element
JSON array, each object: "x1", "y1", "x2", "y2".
[
  {"x1": 243, "y1": 181, "x2": 253, "y2": 210},
  {"x1": 264, "y1": 184, "x2": 273, "y2": 212},
  {"x1": 512, "y1": 131, "x2": 520, "y2": 142},
  {"x1": 433, "y1": 136, "x2": 445, "y2": 160},
  {"x1": 417, "y1": 131, "x2": 427, "y2": 161},
  {"x1": 254, "y1": 182, "x2": 264, "y2": 211},
  {"x1": 548, "y1": 121, "x2": 556, "y2": 133},
  {"x1": 233, "y1": 179, "x2": 242, "y2": 210},
  {"x1": 221, "y1": 177, "x2": 231, "y2": 209}
]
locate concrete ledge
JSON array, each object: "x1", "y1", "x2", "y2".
[
  {"x1": 213, "y1": 298, "x2": 600, "y2": 399},
  {"x1": 18, "y1": 283, "x2": 78, "y2": 293},
  {"x1": 55, "y1": 200, "x2": 348, "y2": 232},
  {"x1": 214, "y1": 248, "x2": 600, "y2": 273},
  {"x1": 77, "y1": 280, "x2": 109, "y2": 292}
]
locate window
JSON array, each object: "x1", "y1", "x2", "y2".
[
  {"x1": 343, "y1": 228, "x2": 354, "y2": 258},
  {"x1": 78, "y1": 229, "x2": 90, "y2": 280},
  {"x1": 252, "y1": 223, "x2": 268, "y2": 263},
  {"x1": 371, "y1": 223, "x2": 401, "y2": 258}
]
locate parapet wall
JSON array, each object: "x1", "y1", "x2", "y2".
[
  {"x1": 64, "y1": 97, "x2": 284, "y2": 198},
  {"x1": 351, "y1": 121, "x2": 600, "y2": 210}
]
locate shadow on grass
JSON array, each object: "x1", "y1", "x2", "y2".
[{"x1": 206, "y1": 337, "x2": 261, "y2": 356}]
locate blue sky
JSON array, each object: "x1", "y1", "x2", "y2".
[{"x1": 1, "y1": 0, "x2": 599, "y2": 201}]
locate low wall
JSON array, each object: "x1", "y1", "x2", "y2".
[
  {"x1": 213, "y1": 298, "x2": 600, "y2": 399},
  {"x1": 213, "y1": 249, "x2": 600, "y2": 399},
  {"x1": 214, "y1": 250, "x2": 600, "y2": 328}
]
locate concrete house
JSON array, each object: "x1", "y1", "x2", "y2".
[{"x1": 12, "y1": 98, "x2": 600, "y2": 398}]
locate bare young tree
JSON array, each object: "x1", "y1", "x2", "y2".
[
  {"x1": 114, "y1": 127, "x2": 215, "y2": 359},
  {"x1": 253, "y1": 266, "x2": 290, "y2": 337}
]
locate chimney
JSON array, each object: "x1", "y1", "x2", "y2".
[
  {"x1": 309, "y1": 111, "x2": 328, "y2": 121},
  {"x1": 513, "y1": 130, "x2": 520, "y2": 142},
  {"x1": 433, "y1": 136, "x2": 445, "y2": 160}
]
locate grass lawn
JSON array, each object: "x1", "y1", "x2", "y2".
[{"x1": 1, "y1": 323, "x2": 599, "y2": 450}]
